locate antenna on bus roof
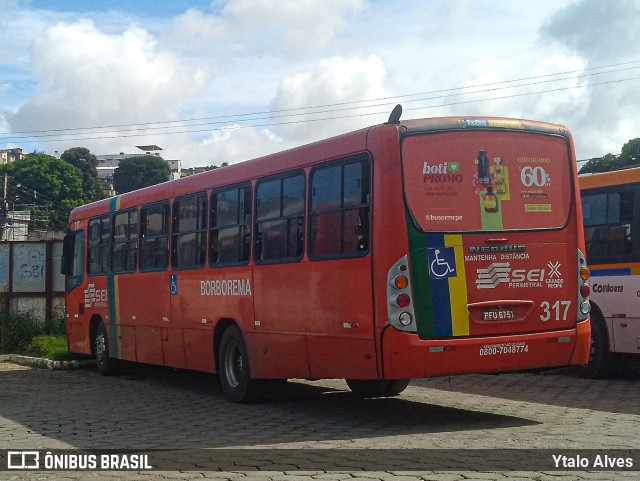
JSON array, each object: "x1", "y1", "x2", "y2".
[{"x1": 386, "y1": 104, "x2": 402, "y2": 124}]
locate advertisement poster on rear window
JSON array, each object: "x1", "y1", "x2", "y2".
[{"x1": 402, "y1": 131, "x2": 571, "y2": 232}]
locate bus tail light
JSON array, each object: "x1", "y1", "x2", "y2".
[
  {"x1": 580, "y1": 266, "x2": 590, "y2": 281},
  {"x1": 387, "y1": 255, "x2": 417, "y2": 333},
  {"x1": 394, "y1": 275, "x2": 409, "y2": 289},
  {"x1": 396, "y1": 293, "x2": 411, "y2": 308},
  {"x1": 580, "y1": 284, "x2": 590, "y2": 298},
  {"x1": 580, "y1": 301, "x2": 590, "y2": 315},
  {"x1": 577, "y1": 249, "x2": 590, "y2": 321},
  {"x1": 398, "y1": 312, "x2": 413, "y2": 326}
]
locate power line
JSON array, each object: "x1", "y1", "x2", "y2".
[
  {"x1": 4, "y1": 74, "x2": 639, "y2": 145},
  {"x1": 2, "y1": 60, "x2": 639, "y2": 144},
  {"x1": 5, "y1": 59, "x2": 640, "y2": 138},
  {"x1": 6, "y1": 65, "x2": 640, "y2": 141}
]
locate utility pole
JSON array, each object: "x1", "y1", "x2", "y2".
[{"x1": 0, "y1": 173, "x2": 7, "y2": 241}]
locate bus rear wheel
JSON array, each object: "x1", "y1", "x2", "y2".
[
  {"x1": 346, "y1": 379, "x2": 410, "y2": 397},
  {"x1": 218, "y1": 325, "x2": 265, "y2": 403},
  {"x1": 94, "y1": 321, "x2": 117, "y2": 376}
]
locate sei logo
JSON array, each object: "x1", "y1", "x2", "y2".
[
  {"x1": 476, "y1": 262, "x2": 561, "y2": 289},
  {"x1": 84, "y1": 283, "x2": 108, "y2": 307}
]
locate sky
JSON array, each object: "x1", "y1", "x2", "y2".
[{"x1": 1, "y1": 0, "x2": 639, "y2": 167}]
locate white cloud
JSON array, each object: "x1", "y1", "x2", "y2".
[
  {"x1": 270, "y1": 55, "x2": 390, "y2": 141},
  {"x1": 2, "y1": 0, "x2": 639, "y2": 166},
  {"x1": 178, "y1": 125, "x2": 285, "y2": 166},
  {"x1": 539, "y1": 0, "x2": 640, "y2": 158},
  {"x1": 170, "y1": 54, "x2": 392, "y2": 166},
  {"x1": 167, "y1": 0, "x2": 364, "y2": 58},
  {"x1": 6, "y1": 19, "x2": 206, "y2": 155},
  {"x1": 541, "y1": 0, "x2": 639, "y2": 64},
  {"x1": 433, "y1": 53, "x2": 588, "y2": 122},
  {"x1": 224, "y1": 0, "x2": 364, "y2": 56},
  {"x1": 0, "y1": 0, "x2": 55, "y2": 67}
]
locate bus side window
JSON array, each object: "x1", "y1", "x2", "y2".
[
  {"x1": 172, "y1": 194, "x2": 207, "y2": 269},
  {"x1": 62, "y1": 230, "x2": 85, "y2": 292},
  {"x1": 210, "y1": 185, "x2": 251, "y2": 266},
  {"x1": 140, "y1": 202, "x2": 170, "y2": 271},
  {"x1": 88, "y1": 216, "x2": 111, "y2": 275},
  {"x1": 255, "y1": 173, "x2": 305, "y2": 263},
  {"x1": 112, "y1": 209, "x2": 138, "y2": 273},
  {"x1": 310, "y1": 156, "x2": 370, "y2": 259},
  {"x1": 582, "y1": 189, "x2": 636, "y2": 261}
]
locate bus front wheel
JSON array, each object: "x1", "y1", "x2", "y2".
[
  {"x1": 218, "y1": 325, "x2": 264, "y2": 403},
  {"x1": 94, "y1": 321, "x2": 117, "y2": 376},
  {"x1": 346, "y1": 379, "x2": 410, "y2": 397}
]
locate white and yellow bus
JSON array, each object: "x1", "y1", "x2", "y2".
[{"x1": 579, "y1": 167, "x2": 640, "y2": 377}]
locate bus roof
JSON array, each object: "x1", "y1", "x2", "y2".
[
  {"x1": 69, "y1": 115, "x2": 571, "y2": 222},
  {"x1": 401, "y1": 116, "x2": 569, "y2": 137},
  {"x1": 579, "y1": 166, "x2": 640, "y2": 190},
  {"x1": 70, "y1": 123, "x2": 374, "y2": 221}
]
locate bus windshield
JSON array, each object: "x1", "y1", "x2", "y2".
[{"x1": 402, "y1": 131, "x2": 572, "y2": 232}]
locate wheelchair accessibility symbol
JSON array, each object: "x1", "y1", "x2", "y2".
[
  {"x1": 428, "y1": 247, "x2": 457, "y2": 279},
  {"x1": 170, "y1": 274, "x2": 178, "y2": 295}
]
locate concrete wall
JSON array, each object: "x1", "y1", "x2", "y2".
[{"x1": 0, "y1": 241, "x2": 64, "y2": 321}]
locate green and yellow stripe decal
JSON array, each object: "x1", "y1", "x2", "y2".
[
  {"x1": 107, "y1": 195, "x2": 122, "y2": 358},
  {"x1": 407, "y1": 213, "x2": 470, "y2": 339}
]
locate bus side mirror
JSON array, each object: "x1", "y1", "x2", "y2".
[{"x1": 61, "y1": 233, "x2": 75, "y2": 276}]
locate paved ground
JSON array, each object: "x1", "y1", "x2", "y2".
[{"x1": 0, "y1": 360, "x2": 639, "y2": 480}]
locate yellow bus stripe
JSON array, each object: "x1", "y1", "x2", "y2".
[{"x1": 445, "y1": 234, "x2": 470, "y2": 336}]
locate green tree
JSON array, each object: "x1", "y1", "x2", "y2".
[
  {"x1": 112, "y1": 155, "x2": 171, "y2": 194},
  {"x1": 579, "y1": 153, "x2": 619, "y2": 174},
  {"x1": 579, "y1": 138, "x2": 640, "y2": 174},
  {"x1": 60, "y1": 147, "x2": 104, "y2": 203},
  {"x1": 0, "y1": 153, "x2": 84, "y2": 230},
  {"x1": 618, "y1": 138, "x2": 640, "y2": 169}
]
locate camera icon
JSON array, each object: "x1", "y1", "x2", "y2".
[{"x1": 7, "y1": 451, "x2": 40, "y2": 469}]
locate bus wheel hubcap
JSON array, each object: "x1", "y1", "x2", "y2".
[
  {"x1": 224, "y1": 343, "x2": 244, "y2": 388},
  {"x1": 95, "y1": 335, "x2": 106, "y2": 363}
]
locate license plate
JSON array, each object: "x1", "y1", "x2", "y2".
[{"x1": 482, "y1": 308, "x2": 516, "y2": 321}]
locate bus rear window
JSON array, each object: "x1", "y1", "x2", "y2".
[{"x1": 401, "y1": 131, "x2": 572, "y2": 232}]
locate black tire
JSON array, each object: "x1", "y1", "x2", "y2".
[
  {"x1": 218, "y1": 325, "x2": 264, "y2": 403},
  {"x1": 94, "y1": 321, "x2": 118, "y2": 376},
  {"x1": 346, "y1": 379, "x2": 410, "y2": 397},
  {"x1": 574, "y1": 312, "x2": 612, "y2": 379}
]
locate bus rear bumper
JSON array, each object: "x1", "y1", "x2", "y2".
[
  {"x1": 569, "y1": 318, "x2": 591, "y2": 366},
  {"x1": 382, "y1": 324, "x2": 588, "y2": 379}
]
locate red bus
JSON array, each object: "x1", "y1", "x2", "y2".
[{"x1": 62, "y1": 109, "x2": 591, "y2": 402}]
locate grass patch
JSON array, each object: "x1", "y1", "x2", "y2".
[
  {"x1": 0, "y1": 309, "x2": 45, "y2": 354},
  {"x1": 1, "y1": 308, "x2": 74, "y2": 361},
  {"x1": 25, "y1": 335, "x2": 76, "y2": 361}
]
